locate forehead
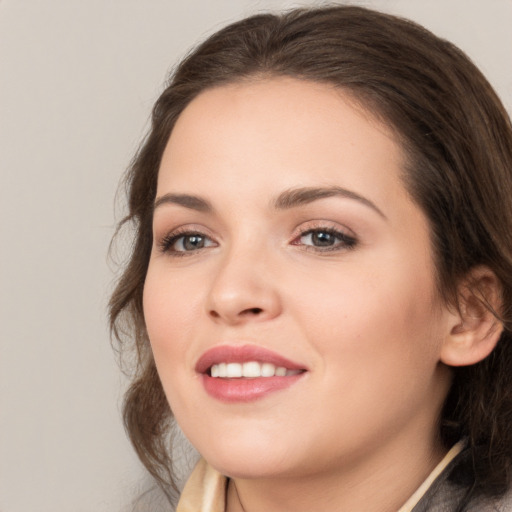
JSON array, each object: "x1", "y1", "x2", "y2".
[{"x1": 158, "y1": 77, "x2": 406, "y2": 212}]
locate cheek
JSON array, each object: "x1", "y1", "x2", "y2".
[
  {"x1": 291, "y1": 261, "x2": 446, "y2": 435},
  {"x1": 292, "y1": 255, "x2": 443, "y2": 376},
  {"x1": 142, "y1": 267, "x2": 208, "y2": 424},
  {"x1": 142, "y1": 266, "x2": 203, "y2": 372}
]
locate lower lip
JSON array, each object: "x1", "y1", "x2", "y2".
[{"x1": 201, "y1": 373, "x2": 305, "y2": 403}]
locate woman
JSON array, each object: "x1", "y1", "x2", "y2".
[{"x1": 110, "y1": 5, "x2": 512, "y2": 511}]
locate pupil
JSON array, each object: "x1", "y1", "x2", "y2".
[
  {"x1": 184, "y1": 235, "x2": 204, "y2": 250},
  {"x1": 312, "y1": 231, "x2": 334, "y2": 246}
]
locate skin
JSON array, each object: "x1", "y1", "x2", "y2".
[{"x1": 143, "y1": 77, "x2": 460, "y2": 512}]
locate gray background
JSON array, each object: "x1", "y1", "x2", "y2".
[{"x1": 1, "y1": 1, "x2": 511, "y2": 511}]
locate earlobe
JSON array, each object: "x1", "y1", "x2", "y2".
[{"x1": 440, "y1": 267, "x2": 504, "y2": 367}]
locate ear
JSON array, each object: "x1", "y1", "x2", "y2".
[{"x1": 440, "y1": 266, "x2": 504, "y2": 367}]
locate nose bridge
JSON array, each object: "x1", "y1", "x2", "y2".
[{"x1": 206, "y1": 234, "x2": 281, "y2": 324}]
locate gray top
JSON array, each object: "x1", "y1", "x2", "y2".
[{"x1": 413, "y1": 448, "x2": 512, "y2": 511}]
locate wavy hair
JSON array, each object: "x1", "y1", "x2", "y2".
[{"x1": 109, "y1": 5, "x2": 512, "y2": 504}]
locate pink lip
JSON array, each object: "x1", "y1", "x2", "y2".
[{"x1": 195, "y1": 345, "x2": 307, "y2": 403}]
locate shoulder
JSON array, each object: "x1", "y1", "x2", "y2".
[
  {"x1": 457, "y1": 486, "x2": 512, "y2": 512},
  {"x1": 479, "y1": 486, "x2": 512, "y2": 512},
  {"x1": 414, "y1": 478, "x2": 512, "y2": 512},
  {"x1": 413, "y1": 445, "x2": 512, "y2": 512}
]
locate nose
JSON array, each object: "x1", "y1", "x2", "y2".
[{"x1": 205, "y1": 247, "x2": 282, "y2": 326}]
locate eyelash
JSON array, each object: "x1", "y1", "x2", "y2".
[
  {"x1": 158, "y1": 226, "x2": 357, "y2": 257},
  {"x1": 291, "y1": 227, "x2": 357, "y2": 252},
  {"x1": 159, "y1": 228, "x2": 216, "y2": 257}
]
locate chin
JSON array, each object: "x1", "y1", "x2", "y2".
[
  {"x1": 209, "y1": 453, "x2": 292, "y2": 480},
  {"x1": 192, "y1": 431, "x2": 298, "y2": 479}
]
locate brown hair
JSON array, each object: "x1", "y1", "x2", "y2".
[{"x1": 110, "y1": 5, "x2": 512, "y2": 504}]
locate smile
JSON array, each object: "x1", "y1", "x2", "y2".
[{"x1": 196, "y1": 345, "x2": 307, "y2": 402}]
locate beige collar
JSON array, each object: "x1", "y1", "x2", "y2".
[{"x1": 177, "y1": 441, "x2": 465, "y2": 512}]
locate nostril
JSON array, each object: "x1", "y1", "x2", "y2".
[
  {"x1": 208, "y1": 306, "x2": 264, "y2": 321},
  {"x1": 243, "y1": 307, "x2": 263, "y2": 315}
]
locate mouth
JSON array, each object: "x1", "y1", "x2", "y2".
[{"x1": 196, "y1": 345, "x2": 307, "y2": 403}]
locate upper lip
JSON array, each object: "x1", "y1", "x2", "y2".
[{"x1": 195, "y1": 345, "x2": 307, "y2": 374}]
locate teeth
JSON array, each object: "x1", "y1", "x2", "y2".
[
  {"x1": 209, "y1": 361, "x2": 298, "y2": 378},
  {"x1": 275, "y1": 366, "x2": 287, "y2": 377},
  {"x1": 226, "y1": 362, "x2": 242, "y2": 378},
  {"x1": 261, "y1": 362, "x2": 275, "y2": 377},
  {"x1": 243, "y1": 361, "x2": 261, "y2": 378}
]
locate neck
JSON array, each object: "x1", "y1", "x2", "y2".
[{"x1": 226, "y1": 432, "x2": 447, "y2": 512}]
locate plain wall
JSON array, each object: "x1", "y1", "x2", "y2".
[{"x1": 1, "y1": 1, "x2": 511, "y2": 511}]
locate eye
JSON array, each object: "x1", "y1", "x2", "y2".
[
  {"x1": 292, "y1": 227, "x2": 357, "y2": 252},
  {"x1": 160, "y1": 230, "x2": 216, "y2": 254}
]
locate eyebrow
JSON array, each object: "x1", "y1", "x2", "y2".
[
  {"x1": 153, "y1": 186, "x2": 385, "y2": 218},
  {"x1": 153, "y1": 193, "x2": 213, "y2": 212},
  {"x1": 273, "y1": 186, "x2": 386, "y2": 218}
]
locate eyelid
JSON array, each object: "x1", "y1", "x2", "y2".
[
  {"x1": 289, "y1": 220, "x2": 358, "y2": 252},
  {"x1": 290, "y1": 220, "x2": 356, "y2": 240},
  {"x1": 156, "y1": 224, "x2": 218, "y2": 255}
]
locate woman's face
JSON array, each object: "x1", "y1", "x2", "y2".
[{"x1": 144, "y1": 78, "x2": 454, "y2": 480}]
